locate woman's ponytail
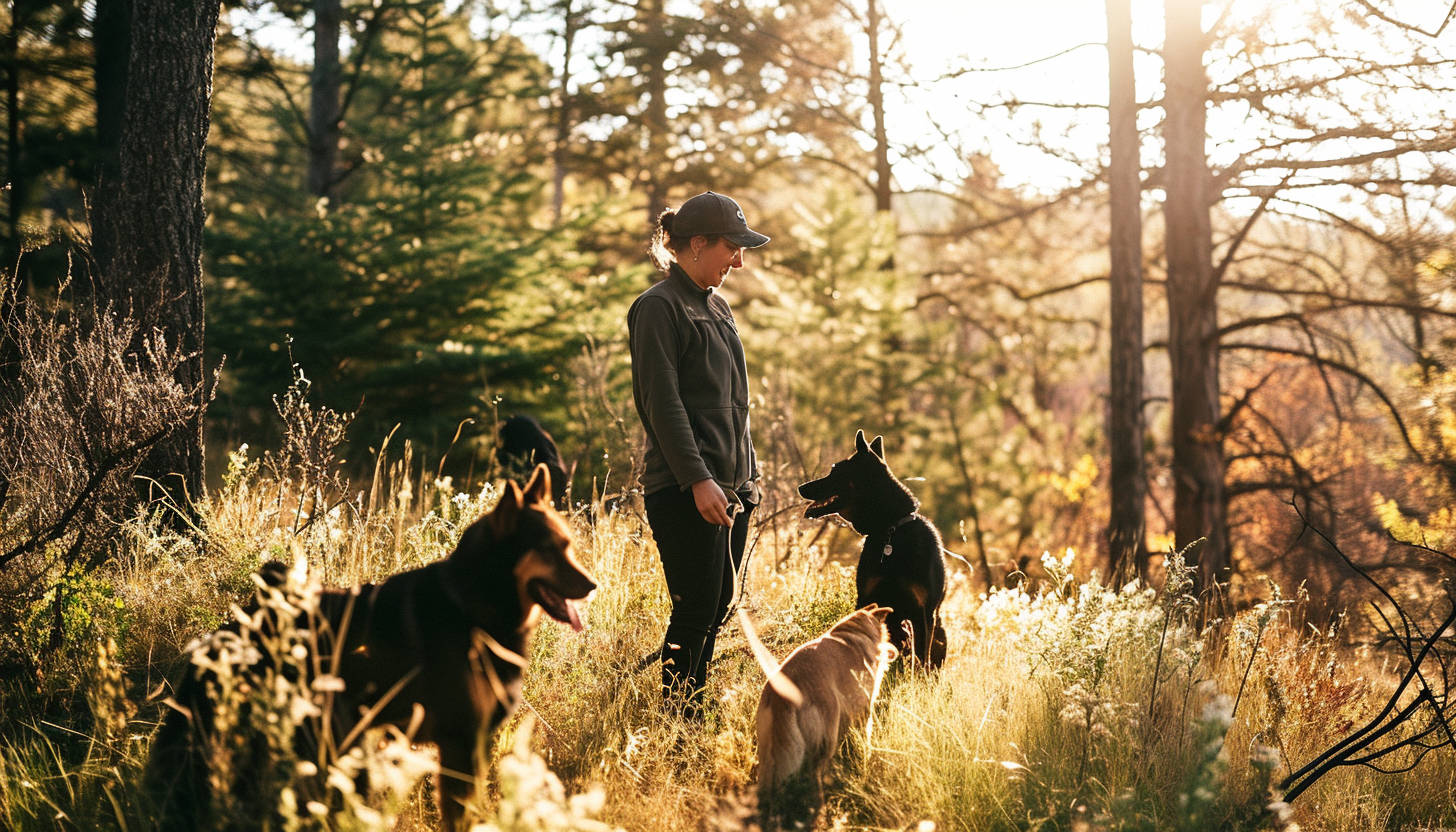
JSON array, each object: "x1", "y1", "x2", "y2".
[{"x1": 648, "y1": 208, "x2": 678, "y2": 273}]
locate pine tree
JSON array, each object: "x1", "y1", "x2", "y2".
[{"x1": 208, "y1": 2, "x2": 627, "y2": 467}]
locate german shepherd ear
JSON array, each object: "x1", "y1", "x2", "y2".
[
  {"x1": 522, "y1": 463, "x2": 552, "y2": 506},
  {"x1": 869, "y1": 435, "x2": 885, "y2": 460},
  {"x1": 855, "y1": 430, "x2": 870, "y2": 454},
  {"x1": 492, "y1": 480, "x2": 525, "y2": 537}
]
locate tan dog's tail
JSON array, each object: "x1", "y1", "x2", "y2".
[{"x1": 737, "y1": 609, "x2": 802, "y2": 706}]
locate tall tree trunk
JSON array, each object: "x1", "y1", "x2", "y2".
[
  {"x1": 865, "y1": 0, "x2": 892, "y2": 214},
  {"x1": 3, "y1": 0, "x2": 25, "y2": 291},
  {"x1": 94, "y1": 0, "x2": 132, "y2": 191},
  {"x1": 551, "y1": 0, "x2": 579, "y2": 224},
  {"x1": 90, "y1": 0, "x2": 221, "y2": 518},
  {"x1": 1162, "y1": 0, "x2": 1227, "y2": 596},
  {"x1": 308, "y1": 0, "x2": 342, "y2": 202},
  {"x1": 0, "y1": 0, "x2": 27, "y2": 383},
  {"x1": 1106, "y1": 0, "x2": 1146, "y2": 580},
  {"x1": 641, "y1": 0, "x2": 668, "y2": 230}
]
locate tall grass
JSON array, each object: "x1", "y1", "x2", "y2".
[{"x1": 3, "y1": 449, "x2": 1456, "y2": 830}]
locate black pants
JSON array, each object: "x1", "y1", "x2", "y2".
[{"x1": 645, "y1": 485, "x2": 755, "y2": 714}]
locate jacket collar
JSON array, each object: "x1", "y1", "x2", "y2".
[{"x1": 668, "y1": 262, "x2": 713, "y2": 297}]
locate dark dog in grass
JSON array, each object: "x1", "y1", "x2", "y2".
[
  {"x1": 800, "y1": 431, "x2": 947, "y2": 667},
  {"x1": 144, "y1": 465, "x2": 595, "y2": 832},
  {"x1": 497, "y1": 414, "x2": 572, "y2": 509},
  {"x1": 750, "y1": 605, "x2": 896, "y2": 831}
]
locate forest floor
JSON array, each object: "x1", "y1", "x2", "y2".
[{"x1": 2, "y1": 451, "x2": 1454, "y2": 831}]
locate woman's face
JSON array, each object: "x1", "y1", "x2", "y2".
[{"x1": 687, "y1": 237, "x2": 745, "y2": 290}]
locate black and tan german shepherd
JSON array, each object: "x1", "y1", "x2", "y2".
[
  {"x1": 799, "y1": 431, "x2": 947, "y2": 667},
  {"x1": 145, "y1": 465, "x2": 595, "y2": 831}
]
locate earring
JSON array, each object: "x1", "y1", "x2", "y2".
[{"x1": 693, "y1": 251, "x2": 699, "y2": 262}]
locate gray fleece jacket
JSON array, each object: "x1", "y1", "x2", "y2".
[{"x1": 628, "y1": 264, "x2": 758, "y2": 497}]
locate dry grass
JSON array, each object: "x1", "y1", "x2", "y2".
[{"x1": 3, "y1": 447, "x2": 1456, "y2": 830}]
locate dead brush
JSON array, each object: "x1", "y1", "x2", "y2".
[
  {"x1": 200, "y1": 366, "x2": 463, "y2": 592},
  {"x1": 262, "y1": 363, "x2": 356, "y2": 537},
  {"x1": 0, "y1": 277, "x2": 199, "y2": 677}
]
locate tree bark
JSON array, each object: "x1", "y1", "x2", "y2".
[
  {"x1": 308, "y1": 0, "x2": 342, "y2": 202},
  {"x1": 1106, "y1": 0, "x2": 1146, "y2": 580},
  {"x1": 551, "y1": 0, "x2": 579, "y2": 224},
  {"x1": 93, "y1": 0, "x2": 132, "y2": 192},
  {"x1": 1162, "y1": 0, "x2": 1227, "y2": 595},
  {"x1": 3, "y1": 0, "x2": 26, "y2": 290},
  {"x1": 866, "y1": 0, "x2": 892, "y2": 214},
  {"x1": 641, "y1": 0, "x2": 668, "y2": 230},
  {"x1": 90, "y1": 0, "x2": 221, "y2": 515}
]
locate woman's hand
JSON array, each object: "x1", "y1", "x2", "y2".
[{"x1": 691, "y1": 478, "x2": 734, "y2": 527}]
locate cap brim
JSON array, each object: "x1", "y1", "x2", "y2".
[{"x1": 727, "y1": 229, "x2": 771, "y2": 249}]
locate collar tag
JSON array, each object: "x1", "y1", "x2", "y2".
[{"x1": 881, "y1": 513, "x2": 917, "y2": 560}]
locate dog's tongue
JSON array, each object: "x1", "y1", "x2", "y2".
[{"x1": 563, "y1": 599, "x2": 584, "y2": 632}]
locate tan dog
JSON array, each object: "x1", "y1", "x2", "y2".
[{"x1": 744, "y1": 605, "x2": 896, "y2": 830}]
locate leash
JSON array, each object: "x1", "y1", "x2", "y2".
[{"x1": 718, "y1": 514, "x2": 763, "y2": 628}]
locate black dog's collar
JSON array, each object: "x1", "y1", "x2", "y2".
[{"x1": 881, "y1": 513, "x2": 919, "y2": 559}]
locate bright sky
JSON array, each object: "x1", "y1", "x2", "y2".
[
  {"x1": 893, "y1": 0, "x2": 1455, "y2": 205},
  {"x1": 892, "y1": 0, "x2": 1125, "y2": 191},
  {"x1": 241, "y1": 0, "x2": 1456, "y2": 197}
]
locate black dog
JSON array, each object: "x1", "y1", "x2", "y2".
[
  {"x1": 799, "y1": 431, "x2": 947, "y2": 667},
  {"x1": 145, "y1": 465, "x2": 595, "y2": 831},
  {"x1": 497, "y1": 414, "x2": 571, "y2": 509}
]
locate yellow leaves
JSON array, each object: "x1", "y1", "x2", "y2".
[
  {"x1": 1417, "y1": 247, "x2": 1453, "y2": 280},
  {"x1": 1046, "y1": 454, "x2": 1099, "y2": 504},
  {"x1": 1373, "y1": 492, "x2": 1456, "y2": 550},
  {"x1": 1440, "y1": 407, "x2": 1456, "y2": 455},
  {"x1": 1148, "y1": 530, "x2": 1178, "y2": 554}
]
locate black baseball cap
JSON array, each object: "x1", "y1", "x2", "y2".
[{"x1": 672, "y1": 192, "x2": 770, "y2": 249}]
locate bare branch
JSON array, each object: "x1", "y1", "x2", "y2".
[
  {"x1": 0, "y1": 427, "x2": 169, "y2": 570},
  {"x1": 935, "y1": 41, "x2": 1103, "y2": 78},
  {"x1": 918, "y1": 274, "x2": 1106, "y2": 305},
  {"x1": 1220, "y1": 342, "x2": 1420, "y2": 459},
  {"x1": 901, "y1": 174, "x2": 1102, "y2": 239},
  {"x1": 1353, "y1": 0, "x2": 1456, "y2": 38}
]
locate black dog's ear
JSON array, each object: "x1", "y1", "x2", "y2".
[
  {"x1": 855, "y1": 429, "x2": 870, "y2": 454},
  {"x1": 523, "y1": 463, "x2": 552, "y2": 506},
  {"x1": 869, "y1": 435, "x2": 885, "y2": 460}
]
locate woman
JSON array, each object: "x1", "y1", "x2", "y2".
[{"x1": 628, "y1": 191, "x2": 769, "y2": 718}]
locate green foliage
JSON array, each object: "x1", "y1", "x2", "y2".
[
  {"x1": 207, "y1": 1, "x2": 633, "y2": 472},
  {"x1": 16, "y1": 568, "x2": 129, "y2": 667},
  {"x1": 0, "y1": 0, "x2": 95, "y2": 289},
  {"x1": 552, "y1": 0, "x2": 841, "y2": 196},
  {"x1": 744, "y1": 187, "x2": 914, "y2": 439},
  {"x1": 0, "y1": 638, "x2": 148, "y2": 832},
  {"x1": 742, "y1": 186, "x2": 1106, "y2": 572}
]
